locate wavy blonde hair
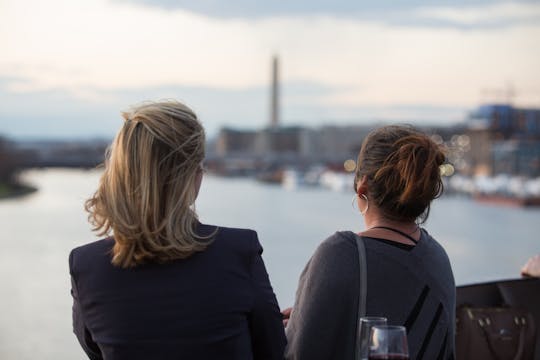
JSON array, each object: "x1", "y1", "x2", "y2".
[{"x1": 85, "y1": 100, "x2": 213, "y2": 268}]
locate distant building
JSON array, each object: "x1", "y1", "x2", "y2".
[
  {"x1": 470, "y1": 104, "x2": 540, "y2": 140},
  {"x1": 255, "y1": 127, "x2": 304, "y2": 157},
  {"x1": 492, "y1": 140, "x2": 540, "y2": 177},
  {"x1": 215, "y1": 128, "x2": 258, "y2": 157},
  {"x1": 515, "y1": 108, "x2": 540, "y2": 139},
  {"x1": 466, "y1": 104, "x2": 540, "y2": 176},
  {"x1": 213, "y1": 123, "x2": 373, "y2": 167},
  {"x1": 14, "y1": 139, "x2": 109, "y2": 168},
  {"x1": 464, "y1": 127, "x2": 492, "y2": 176},
  {"x1": 315, "y1": 125, "x2": 372, "y2": 162}
]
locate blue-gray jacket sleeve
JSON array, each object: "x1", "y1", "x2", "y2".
[
  {"x1": 69, "y1": 249, "x2": 103, "y2": 360},
  {"x1": 248, "y1": 232, "x2": 287, "y2": 359}
]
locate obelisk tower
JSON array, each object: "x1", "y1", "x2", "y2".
[{"x1": 270, "y1": 55, "x2": 279, "y2": 128}]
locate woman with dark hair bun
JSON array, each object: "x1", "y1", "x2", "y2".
[{"x1": 285, "y1": 125, "x2": 455, "y2": 360}]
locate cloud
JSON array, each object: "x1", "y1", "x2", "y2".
[
  {"x1": 3, "y1": 0, "x2": 540, "y2": 104},
  {"x1": 415, "y1": 2, "x2": 540, "y2": 28},
  {"x1": 112, "y1": 0, "x2": 540, "y2": 28},
  {"x1": 112, "y1": 0, "x2": 513, "y2": 19},
  {"x1": 0, "y1": 0, "x2": 272, "y2": 90}
]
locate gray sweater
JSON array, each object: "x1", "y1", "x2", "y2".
[{"x1": 285, "y1": 229, "x2": 455, "y2": 360}]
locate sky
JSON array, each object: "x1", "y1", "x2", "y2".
[{"x1": 1, "y1": 0, "x2": 540, "y2": 139}]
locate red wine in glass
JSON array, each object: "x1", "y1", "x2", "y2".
[{"x1": 368, "y1": 325, "x2": 409, "y2": 360}]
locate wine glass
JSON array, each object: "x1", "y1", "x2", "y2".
[
  {"x1": 358, "y1": 317, "x2": 387, "y2": 360},
  {"x1": 368, "y1": 325, "x2": 409, "y2": 360}
]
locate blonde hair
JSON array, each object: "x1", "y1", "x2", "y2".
[{"x1": 85, "y1": 100, "x2": 213, "y2": 268}]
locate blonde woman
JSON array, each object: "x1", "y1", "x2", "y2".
[{"x1": 69, "y1": 101, "x2": 286, "y2": 359}]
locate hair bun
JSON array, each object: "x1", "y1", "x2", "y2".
[
  {"x1": 391, "y1": 135, "x2": 445, "y2": 206},
  {"x1": 356, "y1": 125, "x2": 445, "y2": 223}
]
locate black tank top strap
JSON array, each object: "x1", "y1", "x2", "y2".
[{"x1": 370, "y1": 226, "x2": 419, "y2": 244}]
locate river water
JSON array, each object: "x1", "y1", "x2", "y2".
[{"x1": 1, "y1": 168, "x2": 539, "y2": 359}]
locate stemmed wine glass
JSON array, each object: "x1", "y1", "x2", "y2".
[
  {"x1": 358, "y1": 317, "x2": 387, "y2": 360},
  {"x1": 368, "y1": 325, "x2": 409, "y2": 360}
]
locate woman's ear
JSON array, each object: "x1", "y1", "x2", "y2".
[{"x1": 356, "y1": 175, "x2": 368, "y2": 195}]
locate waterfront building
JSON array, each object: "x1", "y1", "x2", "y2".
[
  {"x1": 213, "y1": 124, "x2": 373, "y2": 167},
  {"x1": 215, "y1": 128, "x2": 258, "y2": 157},
  {"x1": 470, "y1": 104, "x2": 540, "y2": 140},
  {"x1": 465, "y1": 104, "x2": 540, "y2": 176},
  {"x1": 492, "y1": 140, "x2": 540, "y2": 177},
  {"x1": 464, "y1": 127, "x2": 492, "y2": 176}
]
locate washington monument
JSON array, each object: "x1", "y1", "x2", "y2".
[{"x1": 270, "y1": 55, "x2": 280, "y2": 128}]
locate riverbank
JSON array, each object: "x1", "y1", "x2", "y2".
[{"x1": 0, "y1": 181, "x2": 37, "y2": 199}]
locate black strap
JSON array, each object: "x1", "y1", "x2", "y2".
[
  {"x1": 337, "y1": 231, "x2": 367, "y2": 360},
  {"x1": 370, "y1": 226, "x2": 419, "y2": 244}
]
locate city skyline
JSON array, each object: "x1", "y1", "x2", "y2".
[{"x1": 1, "y1": 0, "x2": 540, "y2": 139}]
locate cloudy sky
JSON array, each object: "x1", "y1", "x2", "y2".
[{"x1": 1, "y1": 0, "x2": 539, "y2": 139}]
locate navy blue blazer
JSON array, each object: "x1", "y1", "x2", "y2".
[{"x1": 69, "y1": 223, "x2": 286, "y2": 360}]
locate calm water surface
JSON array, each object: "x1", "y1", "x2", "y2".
[{"x1": 1, "y1": 169, "x2": 539, "y2": 359}]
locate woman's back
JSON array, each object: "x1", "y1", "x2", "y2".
[
  {"x1": 70, "y1": 224, "x2": 286, "y2": 360},
  {"x1": 364, "y1": 229, "x2": 455, "y2": 359},
  {"x1": 285, "y1": 229, "x2": 454, "y2": 360}
]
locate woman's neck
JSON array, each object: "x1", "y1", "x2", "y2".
[
  {"x1": 362, "y1": 212, "x2": 420, "y2": 244},
  {"x1": 365, "y1": 218, "x2": 418, "y2": 232}
]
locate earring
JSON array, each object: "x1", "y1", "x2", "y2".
[
  {"x1": 351, "y1": 194, "x2": 358, "y2": 209},
  {"x1": 359, "y1": 194, "x2": 369, "y2": 215}
]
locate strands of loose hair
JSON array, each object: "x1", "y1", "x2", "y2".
[{"x1": 86, "y1": 101, "x2": 215, "y2": 268}]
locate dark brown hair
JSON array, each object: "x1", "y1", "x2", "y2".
[{"x1": 353, "y1": 125, "x2": 445, "y2": 223}]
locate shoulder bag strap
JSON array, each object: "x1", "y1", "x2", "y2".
[
  {"x1": 355, "y1": 233, "x2": 367, "y2": 323},
  {"x1": 338, "y1": 231, "x2": 367, "y2": 360},
  {"x1": 480, "y1": 319, "x2": 527, "y2": 360}
]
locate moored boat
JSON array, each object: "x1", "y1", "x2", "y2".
[{"x1": 473, "y1": 193, "x2": 540, "y2": 207}]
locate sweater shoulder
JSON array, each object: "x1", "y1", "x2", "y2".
[
  {"x1": 305, "y1": 231, "x2": 359, "y2": 281},
  {"x1": 316, "y1": 231, "x2": 358, "y2": 257}
]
